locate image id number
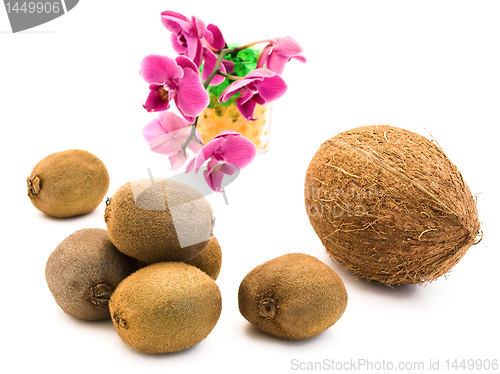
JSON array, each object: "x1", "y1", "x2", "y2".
[
  {"x1": 445, "y1": 359, "x2": 499, "y2": 371},
  {"x1": 5, "y1": 2, "x2": 61, "y2": 14}
]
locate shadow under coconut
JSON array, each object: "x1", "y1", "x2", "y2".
[{"x1": 327, "y1": 257, "x2": 420, "y2": 298}]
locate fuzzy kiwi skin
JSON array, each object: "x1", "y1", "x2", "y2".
[
  {"x1": 45, "y1": 228, "x2": 139, "y2": 320},
  {"x1": 238, "y1": 253, "x2": 348, "y2": 340},
  {"x1": 104, "y1": 179, "x2": 215, "y2": 263},
  {"x1": 109, "y1": 262, "x2": 222, "y2": 354},
  {"x1": 27, "y1": 149, "x2": 109, "y2": 218},
  {"x1": 185, "y1": 237, "x2": 222, "y2": 280},
  {"x1": 135, "y1": 237, "x2": 222, "y2": 279}
]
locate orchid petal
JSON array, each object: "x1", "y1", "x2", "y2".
[
  {"x1": 175, "y1": 55, "x2": 200, "y2": 74},
  {"x1": 170, "y1": 33, "x2": 186, "y2": 55},
  {"x1": 202, "y1": 49, "x2": 226, "y2": 86},
  {"x1": 236, "y1": 98, "x2": 257, "y2": 120},
  {"x1": 142, "y1": 118, "x2": 165, "y2": 142},
  {"x1": 143, "y1": 87, "x2": 170, "y2": 112},
  {"x1": 203, "y1": 168, "x2": 216, "y2": 191},
  {"x1": 185, "y1": 137, "x2": 221, "y2": 174},
  {"x1": 218, "y1": 134, "x2": 256, "y2": 168},
  {"x1": 187, "y1": 132, "x2": 203, "y2": 154},
  {"x1": 185, "y1": 157, "x2": 196, "y2": 173},
  {"x1": 219, "y1": 78, "x2": 253, "y2": 102},
  {"x1": 157, "y1": 111, "x2": 190, "y2": 133},
  {"x1": 161, "y1": 12, "x2": 205, "y2": 67},
  {"x1": 217, "y1": 162, "x2": 237, "y2": 176},
  {"x1": 213, "y1": 130, "x2": 240, "y2": 138},
  {"x1": 206, "y1": 159, "x2": 220, "y2": 173},
  {"x1": 256, "y1": 44, "x2": 273, "y2": 69},
  {"x1": 254, "y1": 74, "x2": 287, "y2": 102},
  {"x1": 204, "y1": 162, "x2": 238, "y2": 192},
  {"x1": 256, "y1": 37, "x2": 306, "y2": 74},
  {"x1": 160, "y1": 11, "x2": 190, "y2": 29},
  {"x1": 191, "y1": 16, "x2": 206, "y2": 38},
  {"x1": 181, "y1": 114, "x2": 196, "y2": 124},
  {"x1": 183, "y1": 35, "x2": 204, "y2": 66},
  {"x1": 168, "y1": 150, "x2": 188, "y2": 170},
  {"x1": 175, "y1": 68, "x2": 209, "y2": 118},
  {"x1": 245, "y1": 67, "x2": 277, "y2": 79},
  {"x1": 205, "y1": 24, "x2": 225, "y2": 50},
  {"x1": 273, "y1": 36, "x2": 304, "y2": 57},
  {"x1": 198, "y1": 136, "x2": 226, "y2": 165},
  {"x1": 266, "y1": 53, "x2": 290, "y2": 75},
  {"x1": 222, "y1": 59, "x2": 235, "y2": 74},
  {"x1": 238, "y1": 86, "x2": 257, "y2": 105},
  {"x1": 147, "y1": 133, "x2": 183, "y2": 156},
  {"x1": 161, "y1": 11, "x2": 202, "y2": 39},
  {"x1": 140, "y1": 55, "x2": 183, "y2": 85},
  {"x1": 266, "y1": 37, "x2": 306, "y2": 74},
  {"x1": 203, "y1": 164, "x2": 224, "y2": 192}
]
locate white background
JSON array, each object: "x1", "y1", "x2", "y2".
[{"x1": 1, "y1": 1, "x2": 499, "y2": 373}]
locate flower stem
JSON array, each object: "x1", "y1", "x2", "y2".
[
  {"x1": 181, "y1": 117, "x2": 200, "y2": 157},
  {"x1": 218, "y1": 72, "x2": 244, "y2": 81},
  {"x1": 233, "y1": 39, "x2": 272, "y2": 53},
  {"x1": 203, "y1": 48, "x2": 235, "y2": 89}
]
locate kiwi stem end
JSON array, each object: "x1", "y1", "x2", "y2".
[
  {"x1": 259, "y1": 298, "x2": 277, "y2": 319},
  {"x1": 87, "y1": 283, "x2": 113, "y2": 307},
  {"x1": 27, "y1": 175, "x2": 41, "y2": 198}
]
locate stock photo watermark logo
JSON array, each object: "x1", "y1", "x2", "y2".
[
  {"x1": 305, "y1": 182, "x2": 379, "y2": 218},
  {"x1": 124, "y1": 166, "x2": 239, "y2": 250},
  {"x1": 3, "y1": 0, "x2": 79, "y2": 32}
]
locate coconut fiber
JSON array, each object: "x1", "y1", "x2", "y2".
[{"x1": 304, "y1": 125, "x2": 481, "y2": 286}]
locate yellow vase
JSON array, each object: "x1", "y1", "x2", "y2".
[{"x1": 197, "y1": 102, "x2": 273, "y2": 154}]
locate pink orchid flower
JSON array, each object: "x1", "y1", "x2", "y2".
[
  {"x1": 186, "y1": 131, "x2": 256, "y2": 192},
  {"x1": 143, "y1": 111, "x2": 203, "y2": 170},
  {"x1": 162, "y1": 11, "x2": 228, "y2": 67},
  {"x1": 140, "y1": 54, "x2": 209, "y2": 123},
  {"x1": 161, "y1": 11, "x2": 206, "y2": 67},
  {"x1": 219, "y1": 68, "x2": 287, "y2": 121},
  {"x1": 256, "y1": 36, "x2": 306, "y2": 75},
  {"x1": 204, "y1": 24, "x2": 226, "y2": 50}
]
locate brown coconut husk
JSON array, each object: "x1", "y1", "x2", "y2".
[{"x1": 304, "y1": 125, "x2": 481, "y2": 286}]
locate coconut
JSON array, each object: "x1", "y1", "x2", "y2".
[{"x1": 304, "y1": 125, "x2": 481, "y2": 286}]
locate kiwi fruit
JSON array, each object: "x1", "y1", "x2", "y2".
[
  {"x1": 104, "y1": 178, "x2": 215, "y2": 263},
  {"x1": 185, "y1": 236, "x2": 222, "y2": 280},
  {"x1": 27, "y1": 149, "x2": 109, "y2": 218},
  {"x1": 45, "y1": 228, "x2": 139, "y2": 320},
  {"x1": 238, "y1": 253, "x2": 348, "y2": 340},
  {"x1": 109, "y1": 262, "x2": 222, "y2": 354},
  {"x1": 304, "y1": 125, "x2": 481, "y2": 285}
]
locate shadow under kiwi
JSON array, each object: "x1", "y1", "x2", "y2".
[
  {"x1": 66, "y1": 314, "x2": 116, "y2": 332},
  {"x1": 243, "y1": 323, "x2": 328, "y2": 347},
  {"x1": 118, "y1": 338, "x2": 203, "y2": 359},
  {"x1": 36, "y1": 207, "x2": 104, "y2": 222},
  {"x1": 68, "y1": 312, "x2": 205, "y2": 358}
]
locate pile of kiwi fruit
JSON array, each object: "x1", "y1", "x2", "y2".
[
  {"x1": 32, "y1": 151, "x2": 226, "y2": 353},
  {"x1": 48, "y1": 176, "x2": 222, "y2": 353},
  {"x1": 35, "y1": 150, "x2": 349, "y2": 354}
]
